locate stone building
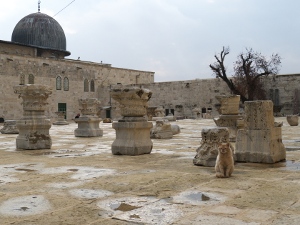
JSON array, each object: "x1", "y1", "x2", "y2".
[
  {"x1": 0, "y1": 11, "x2": 154, "y2": 121},
  {"x1": 1, "y1": 11, "x2": 299, "y2": 121}
]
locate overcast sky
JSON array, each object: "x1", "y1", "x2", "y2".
[{"x1": 1, "y1": 0, "x2": 299, "y2": 82}]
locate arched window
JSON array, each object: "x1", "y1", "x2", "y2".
[
  {"x1": 56, "y1": 76, "x2": 62, "y2": 90},
  {"x1": 28, "y1": 74, "x2": 34, "y2": 84},
  {"x1": 90, "y1": 79, "x2": 95, "y2": 92},
  {"x1": 84, "y1": 79, "x2": 89, "y2": 92},
  {"x1": 20, "y1": 74, "x2": 25, "y2": 85},
  {"x1": 63, "y1": 77, "x2": 69, "y2": 91}
]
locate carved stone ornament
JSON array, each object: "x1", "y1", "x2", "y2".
[
  {"x1": 14, "y1": 84, "x2": 52, "y2": 111},
  {"x1": 78, "y1": 98, "x2": 101, "y2": 116},
  {"x1": 110, "y1": 87, "x2": 152, "y2": 117},
  {"x1": 193, "y1": 127, "x2": 230, "y2": 167}
]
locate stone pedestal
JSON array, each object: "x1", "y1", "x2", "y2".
[
  {"x1": 0, "y1": 120, "x2": 19, "y2": 134},
  {"x1": 14, "y1": 84, "x2": 52, "y2": 150},
  {"x1": 214, "y1": 95, "x2": 242, "y2": 141},
  {"x1": 193, "y1": 127, "x2": 230, "y2": 167},
  {"x1": 112, "y1": 120, "x2": 153, "y2": 155},
  {"x1": 150, "y1": 119, "x2": 173, "y2": 139},
  {"x1": 110, "y1": 87, "x2": 153, "y2": 155},
  {"x1": 53, "y1": 111, "x2": 69, "y2": 125},
  {"x1": 235, "y1": 100, "x2": 286, "y2": 163},
  {"x1": 74, "y1": 98, "x2": 103, "y2": 137}
]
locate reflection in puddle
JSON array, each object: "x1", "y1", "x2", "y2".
[
  {"x1": 15, "y1": 168, "x2": 36, "y2": 172},
  {"x1": 172, "y1": 190, "x2": 223, "y2": 206},
  {"x1": 186, "y1": 192, "x2": 210, "y2": 201},
  {"x1": 238, "y1": 160, "x2": 300, "y2": 171},
  {"x1": 110, "y1": 202, "x2": 141, "y2": 211},
  {"x1": 0, "y1": 195, "x2": 51, "y2": 216},
  {"x1": 282, "y1": 160, "x2": 300, "y2": 171}
]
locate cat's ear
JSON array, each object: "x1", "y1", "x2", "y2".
[{"x1": 226, "y1": 143, "x2": 230, "y2": 147}]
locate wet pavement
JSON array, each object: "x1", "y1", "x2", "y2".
[{"x1": 0, "y1": 117, "x2": 300, "y2": 224}]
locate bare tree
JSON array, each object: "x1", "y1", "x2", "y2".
[{"x1": 209, "y1": 46, "x2": 281, "y2": 103}]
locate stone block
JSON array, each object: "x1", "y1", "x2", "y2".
[
  {"x1": 235, "y1": 128, "x2": 286, "y2": 163},
  {"x1": 244, "y1": 100, "x2": 274, "y2": 130}
]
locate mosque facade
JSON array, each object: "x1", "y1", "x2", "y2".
[{"x1": 0, "y1": 11, "x2": 299, "y2": 121}]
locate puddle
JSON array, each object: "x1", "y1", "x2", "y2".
[
  {"x1": 172, "y1": 190, "x2": 224, "y2": 206},
  {"x1": 40, "y1": 166, "x2": 116, "y2": 180},
  {"x1": 69, "y1": 189, "x2": 114, "y2": 199},
  {"x1": 15, "y1": 168, "x2": 36, "y2": 172},
  {"x1": 240, "y1": 160, "x2": 300, "y2": 171},
  {"x1": 47, "y1": 181, "x2": 85, "y2": 189},
  {"x1": 0, "y1": 195, "x2": 51, "y2": 216},
  {"x1": 186, "y1": 192, "x2": 210, "y2": 201},
  {"x1": 67, "y1": 169, "x2": 79, "y2": 172},
  {"x1": 97, "y1": 197, "x2": 182, "y2": 224},
  {"x1": 281, "y1": 160, "x2": 300, "y2": 171}
]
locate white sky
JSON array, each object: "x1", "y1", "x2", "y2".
[{"x1": 1, "y1": 0, "x2": 300, "y2": 82}]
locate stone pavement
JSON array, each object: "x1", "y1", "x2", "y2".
[{"x1": 0, "y1": 118, "x2": 300, "y2": 224}]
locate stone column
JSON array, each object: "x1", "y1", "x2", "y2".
[
  {"x1": 110, "y1": 87, "x2": 153, "y2": 155},
  {"x1": 214, "y1": 95, "x2": 243, "y2": 141},
  {"x1": 53, "y1": 111, "x2": 69, "y2": 125},
  {"x1": 13, "y1": 84, "x2": 52, "y2": 150},
  {"x1": 74, "y1": 98, "x2": 103, "y2": 137},
  {"x1": 193, "y1": 127, "x2": 230, "y2": 167},
  {"x1": 235, "y1": 100, "x2": 286, "y2": 163}
]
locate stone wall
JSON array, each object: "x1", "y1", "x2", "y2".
[
  {"x1": 263, "y1": 74, "x2": 300, "y2": 115},
  {"x1": 103, "y1": 74, "x2": 300, "y2": 120},
  {"x1": 101, "y1": 79, "x2": 231, "y2": 120}
]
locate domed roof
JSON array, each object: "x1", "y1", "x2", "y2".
[{"x1": 11, "y1": 12, "x2": 68, "y2": 53}]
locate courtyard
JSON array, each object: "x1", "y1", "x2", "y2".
[{"x1": 0, "y1": 118, "x2": 300, "y2": 224}]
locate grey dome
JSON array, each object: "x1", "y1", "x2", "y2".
[{"x1": 11, "y1": 12, "x2": 67, "y2": 52}]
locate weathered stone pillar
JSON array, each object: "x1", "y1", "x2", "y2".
[
  {"x1": 110, "y1": 87, "x2": 153, "y2": 155},
  {"x1": 14, "y1": 84, "x2": 52, "y2": 150},
  {"x1": 74, "y1": 98, "x2": 103, "y2": 137},
  {"x1": 214, "y1": 95, "x2": 243, "y2": 141},
  {"x1": 235, "y1": 100, "x2": 286, "y2": 163},
  {"x1": 193, "y1": 127, "x2": 230, "y2": 167},
  {"x1": 53, "y1": 111, "x2": 69, "y2": 125}
]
